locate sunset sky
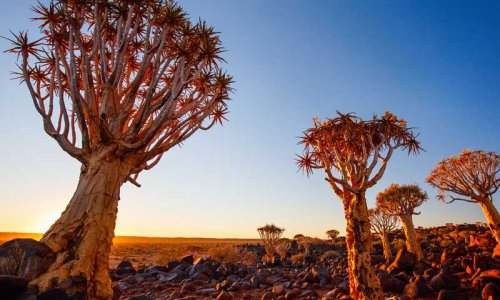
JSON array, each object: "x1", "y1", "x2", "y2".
[{"x1": 0, "y1": 1, "x2": 499, "y2": 238}]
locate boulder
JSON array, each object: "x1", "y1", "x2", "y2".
[
  {"x1": 403, "y1": 275, "x2": 435, "y2": 299},
  {"x1": 437, "y1": 289, "x2": 467, "y2": 300},
  {"x1": 0, "y1": 239, "x2": 55, "y2": 281},
  {"x1": 430, "y1": 270, "x2": 460, "y2": 291},
  {"x1": 482, "y1": 283, "x2": 500, "y2": 300},
  {"x1": 389, "y1": 248, "x2": 417, "y2": 273},
  {"x1": 115, "y1": 260, "x2": 136, "y2": 276}
]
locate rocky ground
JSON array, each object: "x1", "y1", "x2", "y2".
[{"x1": 1, "y1": 224, "x2": 500, "y2": 299}]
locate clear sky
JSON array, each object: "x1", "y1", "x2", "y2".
[{"x1": 0, "y1": 1, "x2": 499, "y2": 238}]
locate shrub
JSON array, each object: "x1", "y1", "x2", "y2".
[
  {"x1": 0, "y1": 241, "x2": 23, "y2": 276},
  {"x1": 321, "y1": 250, "x2": 340, "y2": 261},
  {"x1": 290, "y1": 253, "x2": 305, "y2": 264}
]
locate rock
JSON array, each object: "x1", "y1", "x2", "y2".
[
  {"x1": 190, "y1": 271, "x2": 209, "y2": 281},
  {"x1": 217, "y1": 290, "x2": 233, "y2": 300},
  {"x1": 181, "y1": 282, "x2": 196, "y2": 292},
  {"x1": 494, "y1": 244, "x2": 500, "y2": 260},
  {"x1": 0, "y1": 239, "x2": 55, "y2": 281},
  {"x1": 272, "y1": 284, "x2": 285, "y2": 296},
  {"x1": 380, "y1": 274, "x2": 405, "y2": 294},
  {"x1": 261, "y1": 291, "x2": 276, "y2": 300},
  {"x1": 129, "y1": 296, "x2": 154, "y2": 300},
  {"x1": 482, "y1": 283, "x2": 500, "y2": 300},
  {"x1": 0, "y1": 275, "x2": 28, "y2": 297},
  {"x1": 430, "y1": 270, "x2": 460, "y2": 291},
  {"x1": 284, "y1": 288, "x2": 301, "y2": 300},
  {"x1": 169, "y1": 291, "x2": 182, "y2": 299},
  {"x1": 311, "y1": 266, "x2": 330, "y2": 284},
  {"x1": 437, "y1": 289, "x2": 467, "y2": 300},
  {"x1": 37, "y1": 288, "x2": 72, "y2": 300},
  {"x1": 116, "y1": 260, "x2": 136, "y2": 276},
  {"x1": 181, "y1": 255, "x2": 194, "y2": 264},
  {"x1": 403, "y1": 275, "x2": 435, "y2": 299},
  {"x1": 389, "y1": 248, "x2": 417, "y2": 272},
  {"x1": 198, "y1": 288, "x2": 217, "y2": 296}
]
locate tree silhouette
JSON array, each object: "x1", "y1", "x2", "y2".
[
  {"x1": 427, "y1": 150, "x2": 500, "y2": 243},
  {"x1": 326, "y1": 229, "x2": 340, "y2": 242},
  {"x1": 376, "y1": 184, "x2": 427, "y2": 259},
  {"x1": 368, "y1": 207, "x2": 398, "y2": 261},
  {"x1": 257, "y1": 224, "x2": 285, "y2": 258},
  {"x1": 5, "y1": 1, "x2": 232, "y2": 297},
  {"x1": 296, "y1": 111, "x2": 421, "y2": 300}
]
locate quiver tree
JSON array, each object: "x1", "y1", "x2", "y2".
[
  {"x1": 426, "y1": 150, "x2": 500, "y2": 243},
  {"x1": 376, "y1": 184, "x2": 427, "y2": 259},
  {"x1": 296, "y1": 111, "x2": 421, "y2": 300},
  {"x1": 368, "y1": 207, "x2": 398, "y2": 261},
  {"x1": 257, "y1": 224, "x2": 285, "y2": 258},
  {"x1": 5, "y1": 1, "x2": 232, "y2": 298},
  {"x1": 326, "y1": 229, "x2": 340, "y2": 242}
]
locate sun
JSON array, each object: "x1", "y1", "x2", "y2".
[{"x1": 34, "y1": 211, "x2": 61, "y2": 233}]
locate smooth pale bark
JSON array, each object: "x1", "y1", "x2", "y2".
[
  {"x1": 479, "y1": 198, "x2": 500, "y2": 244},
  {"x1": 344, "y1": 193, "x2": 384, "y2": 300},
  {"x1": 379, "y1": 232, "x2": 392, "y2": 261},
  {"x1": 400, "y1": 215, "x2": 423, "y2": 260},
  {"x1": 31, "y1": 152, "x2": 131, "y2": 299}
]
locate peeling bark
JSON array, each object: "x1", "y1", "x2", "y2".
[
  {"x1": 380, "y1": 232, "x2": 392, "y2": 261},
  {"x1": 344, "y1": 193, "x2": 384, "y2": 300},
  {"x1": 479, "y1": 198, "x2": 500, "y2": 243},
  {"x1": 401, "y1": 215, "x2": 423, "y2": 260},
  {"x1": 31, "y1": 151, "x2": 131, "y2": 299}
]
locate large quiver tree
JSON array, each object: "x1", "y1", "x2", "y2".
[
  {"x1": 296, "y1": 111, "x2": 421, "y2": 300},
  {"x1": 376, "y1": 184, "x2": 427, "y2": 259},
  {"x1": 426, "y1": 150, "x2": 500, "y2": 243},
  {"x1": 5, "y1": 1, "x2": 232, "y2": 298}
]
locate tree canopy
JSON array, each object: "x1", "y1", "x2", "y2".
[
  {"x1": 5, "y1": 0, "x2": 232, "y2": 186},
  {"x1": 376, "y1": 183, "x2": 428, "y2": 217},
  {"x1": 426, "y1": 150, "x2": 499, "y2": 203}
]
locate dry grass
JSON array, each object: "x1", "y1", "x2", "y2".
[{"x1": 0, "y1": 240, "x2": 24, "y2": 276}]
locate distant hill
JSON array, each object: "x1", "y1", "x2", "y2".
[{"x1": 0, "y1": 232, "x2": 260, "y2": 245}]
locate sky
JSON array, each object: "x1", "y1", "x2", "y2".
[{"x1": 0, "y1": 1, "x2": 499, "y2": 239}]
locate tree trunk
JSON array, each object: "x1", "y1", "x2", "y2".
[
  {"x1": 380, "y1": 232, "x2": 392, "y2": 261},
  {"x1": 400, "y1": 215, "x2": 423, "y2": 259},
  {"x1": 479, "y1": 198, "x2": 500, "y2": 244},
  {"x1": 344, "y1": 193, "x2": 384, "y2": 300},
  {"x1": 30, "y1": 152, "x2": 130, "y2": 299}
]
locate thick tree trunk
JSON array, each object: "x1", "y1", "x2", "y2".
[
  {"x1": 400, "y1": 215, "x2": 423, "y2": 259},
  {"x1": 479, "y1": 198, "x2": 500, "y2": 244},
  {"x1": 30, "y1": 152, "x2": 130, "y2": 299},
  {"x1": 380, "y1": 232, "x2": 392, "y2": 261},
  {"x1": 344, "y1": 193, "x2": 384, "y2": 300}
]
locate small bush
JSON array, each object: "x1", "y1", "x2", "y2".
[
  {"x1": 0, "y1": 241, "x2": 23, "y2": 276},
  {"x1": 207, "y1": 245, "x2": 240, "y2": 263},
  {"x1": 321, "y1": 250, "x2": 340, "y2": 261},
  {"x1": 391, "y1": 238, "x2": 406, "y2": 250},
  {"x1": 290, "y1": 253, "x2": 305, "y2": 264}
]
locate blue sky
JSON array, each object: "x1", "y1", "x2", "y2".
[{"x1": 0, "y1": 1, "x2": 498, "y2": 238}]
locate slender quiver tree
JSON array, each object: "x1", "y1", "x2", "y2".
[
  {"x1": 5, "y1": 1, "x2": 232, "y2": 298},
  {"x1": 427, "y1": 150, "x2": 500, "y2": 243},
  {"x1": 326, "y1": 229, "x2": 340, "y2": 243},
  {"x1": 296, "y1": 112, "x2": 421, "y2": 300},
  {"x1": 368, "y1": 207, "x2": 398, "y2": 261},
  {"x1": 257, "y1": 224, "x2": 285, "y2": 258},
  {"x1": 376, "y1": 184, "x2": 427, "y2": 259}
]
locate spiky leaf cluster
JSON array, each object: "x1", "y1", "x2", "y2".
[{"x1": 296, "y1": 112, "x2": 421, "y2": 198}]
